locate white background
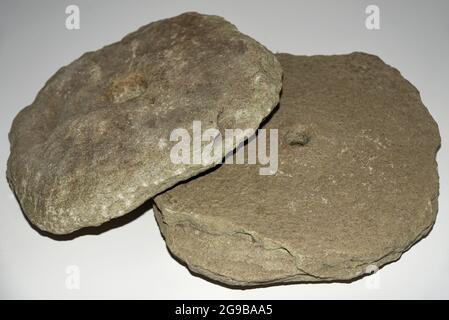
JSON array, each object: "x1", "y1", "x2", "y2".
[{"x1": 0, "y1": 0, "x2": 448, "y2": 299}]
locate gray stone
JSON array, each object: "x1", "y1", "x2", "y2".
[
  {"x1": 7, "y1": 12, "x2": 282, "y2": 234},
  {"x1": 154, "y1": 53, "x2": 440, "y2": 287}
]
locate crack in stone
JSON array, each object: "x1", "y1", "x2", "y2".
[{"x1": 156, "y1": 206, "x2": 328, "y2": 281}]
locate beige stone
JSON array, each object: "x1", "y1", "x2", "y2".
[
  {"x1": 7, "y1": 12, "x2": 282, "y2": 234},
  {"x1": 154, "y1": 53, "x2": 440, "y2": 286}
]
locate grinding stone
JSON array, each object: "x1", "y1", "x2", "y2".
[
  {"x1": 154, "y1": 53, "x2": 440, "y2": 286},
  {"x1": 7, "y1": 12, "x2": 282, "y2": 234}
]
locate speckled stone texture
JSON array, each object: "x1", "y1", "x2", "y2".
[
  {"x1": 6, "y1": 12, "x2": 282, "y2": 234},
  {"x1": 154, "y1": 53, "x2": 440, "y2": 287}
]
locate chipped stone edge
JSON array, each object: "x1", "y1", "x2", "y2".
[{"x1": 153, "y1": 145, "x2": 439, "y2": 287}]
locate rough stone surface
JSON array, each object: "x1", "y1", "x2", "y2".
[
  {"x1": 7, "y1": 12, "x2": 282, "y2": 234},
  {"x1": 154, "y1": 53, "x2": 440, "y2": 287}
]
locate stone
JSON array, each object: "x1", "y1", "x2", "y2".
[
  {"x1": 6, "y1": 12, "x2": 282, "y2": 234},
  {"x1": 154, "y1": 53, "x2": 440, "y2": 286}
]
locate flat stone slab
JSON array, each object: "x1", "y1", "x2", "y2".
[
  {"x1": 7, "y1": 12, "x2": 282, "y2": 234},
  {"x1": 154, "y1": 53, "x2": 440, "y2": 287}
]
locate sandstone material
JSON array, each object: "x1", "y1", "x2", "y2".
[
  {"x1": 7, "y1": 12, "x2": 282, "y2": 234},
  {"x1": 154, "y1": 53, "x2": 440, "y2": 286}
]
